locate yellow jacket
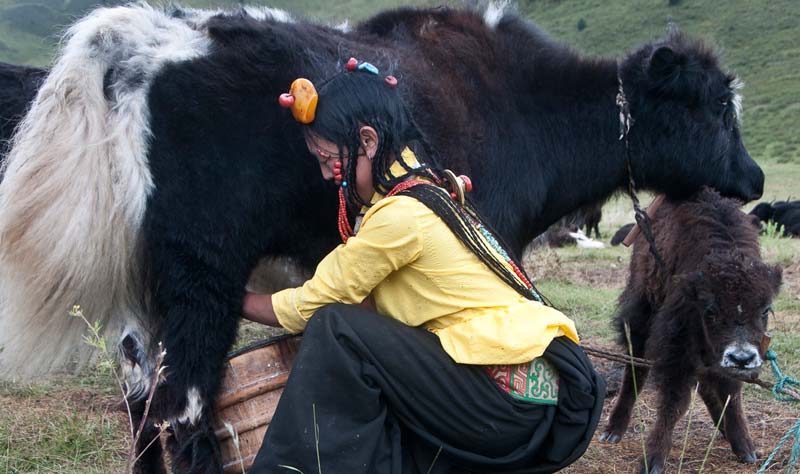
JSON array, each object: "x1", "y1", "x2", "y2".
[{"x1": 272, "y1": 156, "x2": 579, "y2": 365}]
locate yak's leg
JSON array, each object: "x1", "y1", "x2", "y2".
[
  {"x1": 131, "y1": 409, "x2": 168, "y2": 474},
  {"x1": 700, "y1": 373, "x2": 757, "y2": 463},
  {"x1": 601, "y1": 355, "x2": 650, "y2": 443},
  {"x1": 145, "y1": 237, "x2": 250, "y2": 474},
  {"x1": 120, "y1": 332, "x2": 168, "y2": 474},
  {"x1": 698, "y1": 375, "x2": 726, "y2": 428},
  {"x1": 640, "y1": 375, "x2": 694, "y2": 474},
  {"x1": 601, "y1": 296, "x2": 652, "y2": 443}
]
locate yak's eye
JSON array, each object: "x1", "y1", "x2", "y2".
[
  {"x1": 718, "y1": 98, "x2": 729, "y2": 107},
  {"x1": 762, "y1": 306, "x2": 772, "y2": 323}
]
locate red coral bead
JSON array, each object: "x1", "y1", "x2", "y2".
[
  {"x1": 346, "y1": 57, "x2": 358, "y2": 71},
  {"x1": 278, "y1": 93, "x2": 295, "y2": 108},
  {"x1": 459, "y1": 175, "x2": 473, "y2": 193},
  {"x1": 384, "y1": 75, "x2": 398, "y2": 88}
]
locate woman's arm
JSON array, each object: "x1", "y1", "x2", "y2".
[{"x1": 242, "y1": 292, "x2": 281, "y2": 327}]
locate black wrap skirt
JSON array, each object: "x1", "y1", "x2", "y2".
[{"x1": 250, "y1": 304, "x2": 604, "y2": 474}]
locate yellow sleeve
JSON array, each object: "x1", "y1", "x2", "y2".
[{"x1": 272, "y1": 196, "x2": 423, "y2": 333}]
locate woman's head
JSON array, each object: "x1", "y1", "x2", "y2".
[{"x1": 304, "y1": 65, "x2": 421, "y2": 205}]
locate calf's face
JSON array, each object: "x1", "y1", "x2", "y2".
[{"x1": 683, "y1": 257, "x2": 782, "y2": 376}]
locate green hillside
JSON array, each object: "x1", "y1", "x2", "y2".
[{"x1": 0, "y1": 0, "x2": 797, "y2": 165}]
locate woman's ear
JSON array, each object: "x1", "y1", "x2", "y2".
[{"x1": 358, "y1": 126, "x2": 379, "y2": 160}]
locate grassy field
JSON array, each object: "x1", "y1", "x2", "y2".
[{"x1": 0, "y1": 0, "x2": 798, "y2": 473}]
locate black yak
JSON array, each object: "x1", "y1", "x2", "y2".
[
  {"x1": 0, "y1": 4, "x2": 764, "y2": 471},
  {"x1": 601, "y1": 188, "x2": 782, "y2": 473},
  {"x1": 750, "y1": 200, "x2": 800, "y2": 237},
  {"x1": 611, "y1": 222, "x2": 636, "y2": 246},
  {"x1": 581, "y1": 202, "x2": 604, "y2": 239}
]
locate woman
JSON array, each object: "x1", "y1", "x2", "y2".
[{"x1": 243, "y1": 59, "x2": 604, "y2": 474}]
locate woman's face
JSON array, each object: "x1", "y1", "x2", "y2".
[
  {"x1": 305, "y1": 132, "x2": 343, "y2": 180},
  {"x1": 305, "y1": 130, "x2": 376, "y2": 203}
]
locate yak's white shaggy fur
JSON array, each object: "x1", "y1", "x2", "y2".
[
  {"x1": 483, "y1": 1, "x2": 511, "y2": 29},
  {"x1": 0, "y1": 4, "x2": 211, "y2": 379}
]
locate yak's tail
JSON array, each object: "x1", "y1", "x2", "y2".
[{"x1": 0, "y1": 5, "x2": 211, "y2": 380}]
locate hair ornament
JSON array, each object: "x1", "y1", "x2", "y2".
[
  {"x1": 357, "y1": 62, "x2": 380, "y2": 75},
  {"x1": 442, "y1": 170, "x2": 473, "y2": 205},
  {"x1": 278, "y1": 78, "x2": 318, "y2": 124},
  {"x1": 384, "y1": 75, "x2": 398, "y2": 88}
]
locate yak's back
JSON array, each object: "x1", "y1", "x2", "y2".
[{"x1": 633, "y1": 188, "x2": 760, "y2": 280}]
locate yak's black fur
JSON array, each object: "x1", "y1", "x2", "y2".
[
  {"x1": 0, "y1": 62, "x2": 46, "y2": 155},
  {"x1": 2, "y1": 5, "x2": 766, "y2": 472},
  {"x1": 601, "y1": 188, "x2": 781, "y2": 473}
]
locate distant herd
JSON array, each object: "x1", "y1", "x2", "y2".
[{"x1": 0, "y1": 2, "x2": 792, "y2": 473}]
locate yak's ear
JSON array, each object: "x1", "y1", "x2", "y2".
[
  {"x1": 648, "y1": 46, "x2": 688, "y2": 85},
  {"x1": 769, "y1": 265, "x2": 783, "y2": 294}
]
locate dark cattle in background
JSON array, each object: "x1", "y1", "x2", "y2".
[
  {"x1": 0, "y1": 3, "x2": 765, "y2": 472},
  {"x1": 0, "y1": 62, "x2": 46, "y2": 156},
  {"x1": 610, "y1": 222, "x2": 635, "y2": 246},
  {"x1": 600, "y1": 188, "x2": 782, "y2": 474},
  {"x1": 581, "y1": 202, "x2": 603, "y2": 239},
  {"x1": 750, "y1": 200, "x2": 800, "y2": 237}
]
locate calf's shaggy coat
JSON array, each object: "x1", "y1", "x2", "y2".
[{"x1": 601, "y1": 188, "x2": 782, "y2": 474}]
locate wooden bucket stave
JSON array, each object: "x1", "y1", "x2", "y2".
[{"x1": 213, "y1": 335, "x2": 302, "y2": 473}]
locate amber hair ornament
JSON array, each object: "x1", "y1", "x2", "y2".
[{"x1": 278, "y1": 78, "x2": 318, "y2": 124}]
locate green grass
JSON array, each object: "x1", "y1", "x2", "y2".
[
  {"x1": 537, "y1": 278, "x2": 622, "y2": 341},
  {"x1": 0, "y1": 371, "x2": 127, "y2": 474}
]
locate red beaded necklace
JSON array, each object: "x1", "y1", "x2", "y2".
[{"x1": 338, "y1": 179, "x2": 427, "y2": 243}]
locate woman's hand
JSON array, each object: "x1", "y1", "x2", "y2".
[{"x1": 242, "y1": 292, "x2": 281, "y2": 327}]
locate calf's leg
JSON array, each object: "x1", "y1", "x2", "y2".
[
  {"x1": 602, "y1": 296, "x2": 652, "y2": 443},
  {"x1": 641, "y1": 375, "x2": 694, "y2": 474},
  {"x1": 700, "y1": 373, "x2": 756, "y2": 463}
]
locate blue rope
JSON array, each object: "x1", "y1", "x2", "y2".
[
  {"x1": 766, "y1": 350, "x2": 800, "y2": 402},
  {"x1": 758, "y1": 350, "x2": 800, "y2": 473}
]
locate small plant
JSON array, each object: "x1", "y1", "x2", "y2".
[
  {"x1": 624, "y1": 322, "x2": 649, "y2": 473},
  {"x1": 70, "y1": 305, "x2": 168, "y2": 474},
  {"x1": 577, "y1": 18, "x2": 587, "y2": 31},
  {"x1": 764, "y1": 220, "x2": 786, "y2": 238}
]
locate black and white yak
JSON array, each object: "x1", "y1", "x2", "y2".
[{"x1": 0, "y1": 3, "x2": 764, "y2": 472}]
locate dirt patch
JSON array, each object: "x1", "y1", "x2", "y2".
[
  {"x1": 555, "y1": 259, "x2": 629, "y2": 290},
  {"x1": 782, "y1": 261, "x2": 800, "y2": 301},
  {"x1": 524, "y1": 247, "x2": 629, "y2": 290}
]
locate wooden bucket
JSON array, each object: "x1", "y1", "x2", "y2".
[{"x1": 213, "y1": 335, "x2": 302, "y2": 473}]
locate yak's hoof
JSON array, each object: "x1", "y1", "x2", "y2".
[
  {"x1": 737, "y1": 451, "x2": 758, "y2": 463},
  {"x1": 599, "y1": 431, "x2": 622, "y2": 443},
  {"x1": 640, "y1": 458, "x2": 664, "y2": 474}
]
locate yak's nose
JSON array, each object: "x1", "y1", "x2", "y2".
[{"x1": 722, "y1": 344, "x2": 762, "y2": 369}]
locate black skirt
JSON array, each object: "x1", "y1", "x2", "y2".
[{"x1": 250, "y1": 304, "x2": 604, "y2": 474}]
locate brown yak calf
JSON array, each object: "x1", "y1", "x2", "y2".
[{"x1": 600, "y1": 188, "x2": 782, "y2": 474}]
